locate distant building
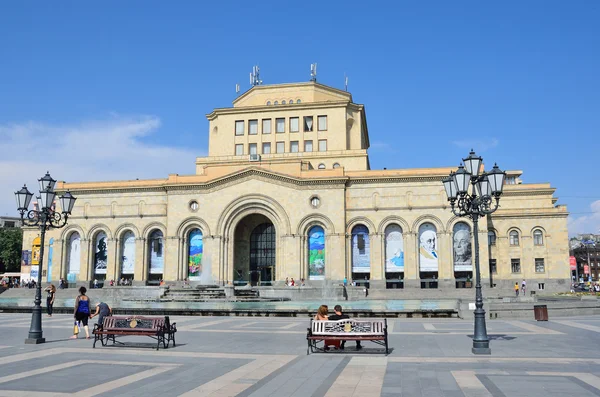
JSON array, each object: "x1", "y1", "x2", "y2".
[
  {"x1": 0, "y1": 216, "x2": 21, "y2": 228},
  {"x1": 570, "y1": 234, "x2": 600, "y2": 281}
]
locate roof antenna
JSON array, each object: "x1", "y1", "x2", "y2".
[
  {"x1": 310, "y1": 63, "x2": 317, "y2": 82},
  {"x1": 344, "y1": 73, "x2": 348, "y2": 91},
  {"x1": 250, "y1": 65, "x2": 262, "y2": 86},
  {"x1": 235, "y1": 84, "x2": 240, "y2": 94}
]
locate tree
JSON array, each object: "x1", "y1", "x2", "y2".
[{"x1": 0, "y1": 228, "x2": 23, "y2": 272}]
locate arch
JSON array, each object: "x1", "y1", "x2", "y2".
[
  {"x1": 297, "y1": 213, "x2": 335, "y2": 236},
  {"x1": 307, "y1": 225, "x2": 325, "y2": 280},
  {"x1": 142, "y1": 222, "x2": 167, "y2": 240},
  {"x1": 217, "y1": 194, "x2": 291, "y2": 237},
  {"x1": 412, "y1": 215, "x2": 445, "y2": 234},
  {"x1": 318, "y1": 163, "x2": 326, "y2": 169},
  {"x1": 333, "y1": 163, "x2": 341, "y2": 169},
  {"x1": 114, "y1": 223, "x2": 140, "y2": 240},
  {"x1": 87, "y1": 223, "x2": 112, "y2": 240},
  {"x1": 445, "y1": 215, "x2": 473, "y2": 233},
  {"x1": 532, "y1": 228, "x2": 545, "y2": 246},
  {"x1": 346, "y1": 216, "x2": 376, "y2": 235},
  {"x1": 530, "y1": 226, "x2": 547, "y2": 236},
  {"x1": 177, "y1": 216, "x2": 211, "y2": 238},
  {"x1": 509, "y1": 229, "x2": 520, "y2": 246},
  {"x1": 378, "y1": 215, "x2": 410, "y2": 234},
  {"x1": 60, "y1": 224, "x2": 85, "y2": 241},
  {"x1": 487, "y1": 229, "x2": 497, "y2": 246}
]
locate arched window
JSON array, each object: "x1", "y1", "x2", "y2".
[
  {"x1": 488, "y1": 230, "x2": 496, "y2": 246},
  {"x1": 509, "y1": 230, "x2": 520, "y2": 246},
  {"x1": 120, "y1": 231, "x2": 136, "y2": 275},
  {"x1": 385, "y1": 224, "x2": 404, "y2": 272},
  {"x1": 148, "y1": 230, "x2": 164, "y2": 276},
  {"x1": 67, "y1": 232, "x2": 81, "y2": 276},
  {"x1": 318, "y1": 163, "x2": 326, "y2": 169},
  {"x1": 288, "y1": 99, "x2": 293, "y2": 104},
  {"x1": 453, "y1": 223, "x2": 472, "y2": 271},
  {"x1": 418, "y1": 223, "x2": 438, "y2": 272},
  {"x1": 333, "y1": 163, "x2": 341, "y2": 169},
  {"x1": 533, "y1": 229, "x2": 544, "y2": 246},
  {"x1": 266, "y1": 101, "x2": 271, "y2": 106},
  {"x1": 274, "y1": 101, "x2": 279, "y2": 105},
  {"x1": 308, "y1": 226, "x2": 325, "y2": 280},
  {"x1": 93, "y1": 231, "x2": 108, "y2": 276},
  {"x1": 351, "y1": 225, "x2": 370, "y2": 274},
  {"x1": 188, "y1": 229, "x2": 203, "y2": 280},
  {"x1": 282, "y1": 100, "x2": 286, "y2": 104},
  {"x1": 296, "y1": 99, "x2": 301, "y2": 104}
]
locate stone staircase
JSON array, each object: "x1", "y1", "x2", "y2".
[{"x1": 161, "y1": 286, "x2": 226, "y2": 302}]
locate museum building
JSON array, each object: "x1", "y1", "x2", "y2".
[{"x1": 21, "y1": 81, "x2": 570, "y2": 293}]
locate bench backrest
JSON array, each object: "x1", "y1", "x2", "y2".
[
  {"x1": 311, "y1": 319, "x2": 386, "y2": 336},
  {"x1": 103, "y1": 316, "x2": 165, "y2": 331}
]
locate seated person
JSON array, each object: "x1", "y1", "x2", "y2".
[
  {"x1": 328, "y1": 304, "x2": 362, "y2": 350},
  {"x1": 314, "y1": 305, "x2": 339, "y2": 350}
]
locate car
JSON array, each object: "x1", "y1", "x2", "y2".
[{"x1": 573, "y1": 283, "x2": 590, "y2": 292}]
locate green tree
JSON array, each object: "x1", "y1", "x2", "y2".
[{"x1": 0, "y1": 228, "x2": 23, "y2": 272}]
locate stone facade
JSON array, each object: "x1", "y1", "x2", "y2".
[{"x1": 21, "y1": 82, "x2": 570, "y2": 293}]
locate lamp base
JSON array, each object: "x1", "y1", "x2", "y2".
[
  {"x1": 471, "y1": 347, "x2": 491, "y2": 355},
  {"x1": 25, "y1": 337, "x2": 46, "y2": 345}
]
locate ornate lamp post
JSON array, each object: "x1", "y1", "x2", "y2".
[
  {"x1": 442, "y1": 151, "x2": 506, "y2": 354},
  {"x1": 15, "y1": 172, "x2": 76, "y2": 344}
]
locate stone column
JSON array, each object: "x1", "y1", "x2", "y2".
[
  {"x1": 404, "y1": 232, "x2": 419, "y2": 289},
  {"x1": 134, "y1": 237, "x2": 146, "y2": 284},
  {"x1": 370, "y1": 232, "x2": 385, "y2": 289},
  {"x1": 438, "y1": 230, "x2": 455, "y2": 289}
]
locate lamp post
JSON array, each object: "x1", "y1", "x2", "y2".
[
  {"x1": 15, "y1": 172, "x2": 76, "y2": 344},
  {"x1": 442, "y1": 150, "x2": 506, "y2": 355}
]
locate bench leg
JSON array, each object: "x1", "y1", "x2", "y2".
[
  {"x1": 171, "y1": 332, "x2": 176, "y2": 348},
  {"x1": 93, "y1": 335, "x2": 97, "y2": 348}
]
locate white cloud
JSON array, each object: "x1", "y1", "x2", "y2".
[
  {"x1": 451, "y1": 138, "x2": 499, "y2": 152},
  {"x1": 0, "y1": 116, "x2": 203, "y2": 216},
  {"x1": 568, "y1": 200, "x2": 600, "y2": 236},
  {"x1": 370, "y1": 141, "x2": 397, "y2": 153}
]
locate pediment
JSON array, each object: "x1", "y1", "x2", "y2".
[{"x1": 233, "y1": 82, "x2": 352, "y2": 108}]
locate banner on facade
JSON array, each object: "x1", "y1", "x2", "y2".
[
  {"x1": 569, "y1": 256, "x2": 577, "y2": 270},
  {"x1": 351, "y1": 225, "x2": 370, "y2": 273},
  {"x1": 308, "y1": 226, "x2": 325, "y2": 280},
  {"x1": 385, "y1": 225, "x2": 404, "y2": 272}
]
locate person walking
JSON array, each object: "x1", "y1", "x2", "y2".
[
  {"x1": 514, "y1": 282, "x2": 520, "y2": 297},
  {"x1": 521, "y1": 279, "x2": 527, "y2": 296},
  {"x1": 44, "y1": 284, "x2": 56, "y2": 317},
  {"x1": 71, "y1": 286, "x2": 91, "y2": 339}
]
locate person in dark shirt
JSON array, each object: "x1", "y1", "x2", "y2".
[
  {"x1": 328, "y1": 304, "x2": 362, "y2": 350},
  {"x1": 90, "y1": 301, "x2": 112, "y2": 329}
]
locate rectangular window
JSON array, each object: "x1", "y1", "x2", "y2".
[
  {"x1": 262, "y1": 142, "x2": 271, "y2": 154},
  {"x1": 318, "y1": 139, "x2": 327, "y2": 152},
  {"x1": 318, "y1": 115, "x2": 327, "y2": 131},
  {"x1": 535, "y1": 258, "x2": 545, "y2": 273},
  {"x1": 538, "y1": 283, "x2": 545, "y2": 290},
  {"x1": 290, "y1": 141, "x2": 299, "y2": 153},
  {"x1": 303, "y1": 116, "x2": 313, "y2": 132},
  {"x1": 248, "y1": 120, "x2": 258, "y2": 135},
  {"x1": 511, "y1": 258, "x2": 521, "y2": 273},
  {"x1": 276, "y1": 118, "x2": 285, "y2": 133},
  {"x1": 235, "y1": 144, "x2": 243, "y2": 156},
  {"x1": 235, "y1": 120, "x2": 244, "y2": 136},
  {"x1": 276, "y1": 141, "x2": 285, "y2": 153},
  {"x1": 249, "y1": 143, "x2": 257, "y2": 155},
  {"x1": 290, "y1": 117, "x2": 299, "y2": 133},
  {"x1": 262, "y1": 119, "x2": 271, "y2": 134},
  {"x1": 304, "y1": 140, "x2": 313, "y2": 152},
  {"x1": 489, "y1": 259, "x2": 497, "y2": 274},
  {"x1": 488, "y1": 232, "x2": 496, "y2": 246}
]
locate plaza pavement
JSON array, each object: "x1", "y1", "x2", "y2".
[{"x1": 0, "y1": 313, "x2": 600, "y2": 396}]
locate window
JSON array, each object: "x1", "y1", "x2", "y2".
[
  {"x1": 296, "y1": 99, "x2": 301, "y2": 104},
  {"x1": 249, "y1": 143, "x2": 257, "y2": 155},
  {"x1": 511, "y1": 258, "x2": 521, "y2": 273},
  {"x1": 274, "y1": 101, "x2": 279, "y2": 105},
  {"x1": 235, "y1": 121, "x2": 244, "y2": 136},
  {"x1": 248, "y1": 120, "x2": 258, "y2": 135},
  {"x1": 533, "y1": 230, "x2": 544, "y2": 245},
  {"x1": 333, "y1": 163, "x2": 340, "y2": 169},
  {"x1": 489, "y1": 259, "x2": 497, "y2": 274},
  {"x1": 282, "y1": 100, "x2": 286, "y2": 105},
  {"x1": 488, "y1": 231, "x2": 496, "y2": 246},
  {"x1": 266, "y1": 101, "x2": 271, "y2": 106},
  {"x1": 318, "y1": 115, "x2": 327, "y2": 131},
  {"x1": 538, "y1": 283, "x2": 545, "y2": 290},
  {"x1": 189, "y1": 201, "x2": 199, "y2": 211},
  {"x1": 506, "y1": 176, "x2": 516, "y2": 184},
  {"x1": 509, "y1": 231, "x2": 519, "y2": 246},
  {"x1": 318, "y1": 139, "x2": 327, "y2": 152},
  {"x1": 535, "y1": 258, "x2": 545, "y2": 273},
  {"x1": 303, "y1": 116, "x2": 313, "y2": 132},
  {"x1": 235, "y1": 144, "x2": 243, "y2": 156},
  {"x1": 310, "y1": 196, "x2": 320, "y2": 208},
  {"x1": 276, "y1": 118, "x2": 285, "y2": 133},
  {"x1": 304, "y1": 140, "x2": 313, "y2": 152},
  {"x1": 290, "y1": 117, "x2": 299, "y2": 132},
  {"x1": 318, "y1": 163, "x2": 326, "y2": 169},
  {"x1": 290, "y1": 141, "x2": 299, "y2": 153},
  {"x1": 262, "y1": 119, "x2": 271, "y2": 134},
  {"x1": 276, "y1": 141, "x2": 285, "y2": 153},
  {"x1": 288, "y1": 99, "x2": 293, "y2": 104},
  {"x1": 262, "y1": 142, "x2": 271, "y2": 154},
  {"x1": 4, "y1": 221, "x2": 15, "y2": 227}
]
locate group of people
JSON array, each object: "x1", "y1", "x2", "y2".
[
  {"x1": 284, "y1": 277, "x2": 306, "y2": 287},
  {"x1": 107, "y1": 278, "x2": 133, "y2": 287},
  {"x1": 514, "y1": 279, "x2": 527, "y2": 296},
  {"x1": 314, "y1": 304, "x2": 362, "y2": 350},
  {"x1": 70, "y1": 286, "x2": 112, "y2": 339}
]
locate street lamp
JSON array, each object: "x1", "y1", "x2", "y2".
[
  {"x1": 442, "y1": 150, "x2": 506, "y2": 355},
  {"x1": 15, "y1": 172, "x2": 76, "y2": 344}
]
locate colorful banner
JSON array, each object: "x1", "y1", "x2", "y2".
[
  {"x1": 121, "y1": 231, "x2": 136, "y2": 274},
  {"x1": 351, "y1": 225, "x2": 370, "y2": 273},
  {"x1": 385, "y1": 225, "x2": 404, "y2": 272},
  {"x1": 419, "y1": 223, "x2": 438, "y2": 272},
  {"x1": 188, "y1": 229, "x2": 203, "y2": 280},
  {"x1": 21, "y1": 250, "x2": 31, "y2": 266},
  {"x1": 453, "y1": 223, "x2": 472, "y2": 271},
  {"x1": 30, "y1": 265, "x2": 39, "y2": 281},
  {"x1": 308, "y1": 226, "x2": 325, "y2": 280},
  {"x1": 570, "y1": 256, "x2": 577, "y2": 270}
]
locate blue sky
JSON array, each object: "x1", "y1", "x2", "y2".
[{"x1": 1, "y1": 1, "x2": 598, "y2": 234}]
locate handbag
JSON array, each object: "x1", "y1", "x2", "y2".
[{"x1": 73, "y1": 321, "x2": 80, "y2": 335}]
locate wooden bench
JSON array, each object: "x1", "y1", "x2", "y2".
[
  {"x1": 306, "y1": 318, "x2": 388, "y2": 355},
  {"x1": 92, "y1": 315, "x2": 177, "y2": 350}
]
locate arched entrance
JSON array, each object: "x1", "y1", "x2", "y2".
[{"x1": 233, "y1": 214, "x2": 276, "y2": 286}]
